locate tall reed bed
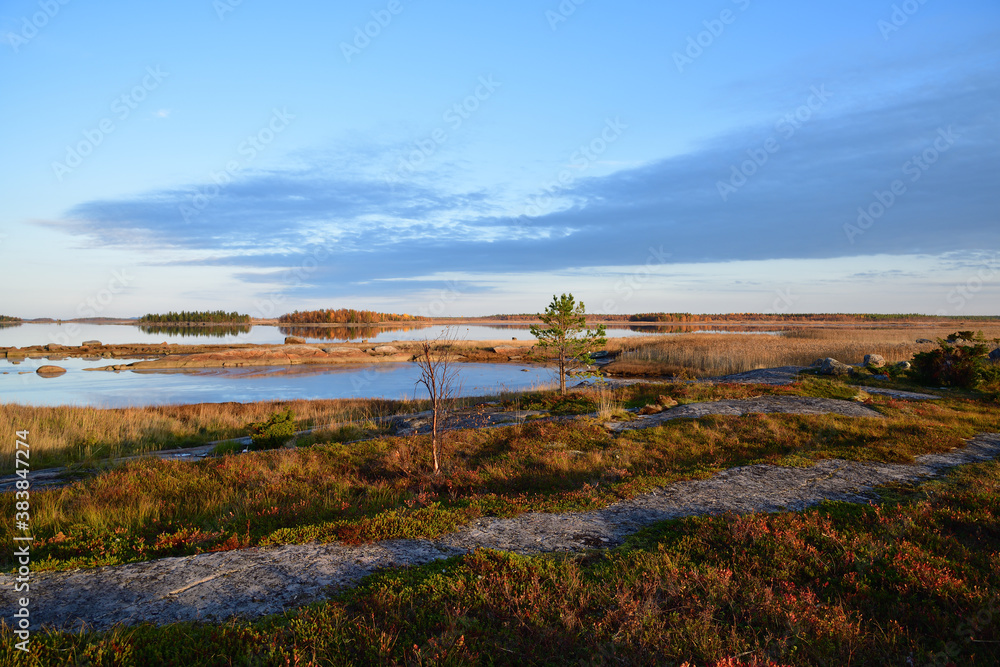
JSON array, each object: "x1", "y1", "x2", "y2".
[{"x1": 606, "y1": 325, "x2": 1000, "y2": 377}]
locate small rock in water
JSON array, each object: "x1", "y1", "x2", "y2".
[{"x1": 36, "y1": 365, "x2": 66, "y2": 377}]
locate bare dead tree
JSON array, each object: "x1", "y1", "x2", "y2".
[{"x1": 413, "y1": 332, "x2": 461, "y2": 475}]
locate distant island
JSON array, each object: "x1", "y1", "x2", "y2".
[{"x1": 138, "y1": 311, "x2": 252, "y2": 324}]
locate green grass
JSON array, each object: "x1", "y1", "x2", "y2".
[
  {"x1": 4, "y1": 460, "x2": 999, "y2": 666},
  {"x1": 4, "y1": 378, "x2": 1000, "y2": 573}
]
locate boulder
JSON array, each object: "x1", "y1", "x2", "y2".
[
  {"x1": 990, "y1": 348, "x2": 1000, "y2": 363},
  {"x1": 916, "y1": 338, "x2": 934, "y2": 344},
  {"x1": 44, "y1": 343, "x2": 69, "y2": 351},
  {"x1": 372, "y1": 345, "x2": 400, "y2": 355},
  {"x1": 81, "y1": 340, "x2": 102, "y2": 347},
  {"x1": 656, "y1": 395, "x2": 678, "y2": 408},
  {"x1": 894, "y1": 361, "x2": 912, "y2": 371},
  {"x1": 284, "y1": 336, "x2": 307, "y2": 345},
  {"x1": 638, "y1": 404, "x2": 663, "y2": 415},
  {"x1": 491, "y1": 346, "x2": 519, "y2": 355},
  {"x1": 819, "y1": 358, "x2": 853, "y2": 376},
  {"x1": 863, "y1": 354, "x2": 886, "y2": 368},
  {"x1": 36, "y1": 365, "x2": 66, "y2": 377}
]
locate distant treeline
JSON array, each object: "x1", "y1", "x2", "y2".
[
  {"x1": 138, "y1": 311, "x2": 251, "y2": 324},
  {"x1": 482, "y1": 314, "x2": 627, "y2": 322},
  {"x1": 482, "y1": 312, "x2": 996, "y2": 323},
  {"x1": 278, "y1": 309, "x2": 428, "y2": 325},
  {"x1": 0, "y1": 315, "x2": 21, "y2": 323},
  {"x1": 628, "y1": 313, "x2": 983, "y2": 322}
]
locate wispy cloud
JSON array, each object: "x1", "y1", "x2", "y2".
[{"x1": 41, "y1": 57, "x2": 1000, "y2": 300}]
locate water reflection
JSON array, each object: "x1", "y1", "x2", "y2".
[
  {"x1": 139, "y1": 324, "x2": 252, "y2": 338},
  {"x1": 278, "y1": 324, "x2": 432, "y2": 341}
]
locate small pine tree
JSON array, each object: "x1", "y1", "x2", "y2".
[{"x1": 529, "y1": 294, "x2": 606, "y2": 395}]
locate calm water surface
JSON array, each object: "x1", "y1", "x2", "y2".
[
  {"x1": 0, "y1": 323, "x2": 781, "y2": 348},
  {"x1": 0, "y1": 357, "x2": 558, "y2": 407}
]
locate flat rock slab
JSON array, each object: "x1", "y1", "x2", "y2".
[
  {"x1": 850, "y1": 386, "x2": 940, "y2": 400},
  {"x1": 606, "y1": 396, "x2": 882, "y2": 432},
  {"x1": 10, "y1": 433, "x2": 999, "y2": 632},
  {"x1": 703, "y1": 366, "x2": 807, "y2": 385}
]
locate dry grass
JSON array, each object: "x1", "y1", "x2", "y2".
[
  {"x1": 0, "y1": 398, "x2": 409, "y2": 470},
  {"x1": 606, "y1": 325, "x2": 1000, "y2": 377}
]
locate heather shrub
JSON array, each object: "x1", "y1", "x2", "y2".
[
  {"x1": 249, "y1": 409, "x2": 296, "y2": 449},
  {"x1": 909, "y1": 331, "x2": 998, "y2": 389}
]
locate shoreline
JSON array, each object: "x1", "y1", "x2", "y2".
[{"x1": 1, "y1": 339, "x2": 543, "y2": 369}]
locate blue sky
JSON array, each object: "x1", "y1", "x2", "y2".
[{"x1": 2, "y1": 0, "x2": 998, "y2": 318}]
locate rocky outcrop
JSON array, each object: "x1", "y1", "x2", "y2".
[
  {"x1": 863, "y1": 354, "x2": 886, "y2": 368},
  {"x1": 81, "y1": 340, "x2": 102, "y2": 347},
  {"x1": 284, "y1": 336, "x2": 307, "y2": 345}
]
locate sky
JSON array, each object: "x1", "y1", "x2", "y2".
[{"x1": 1, "y1": 0, "x2": 998, "y2": 319}]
